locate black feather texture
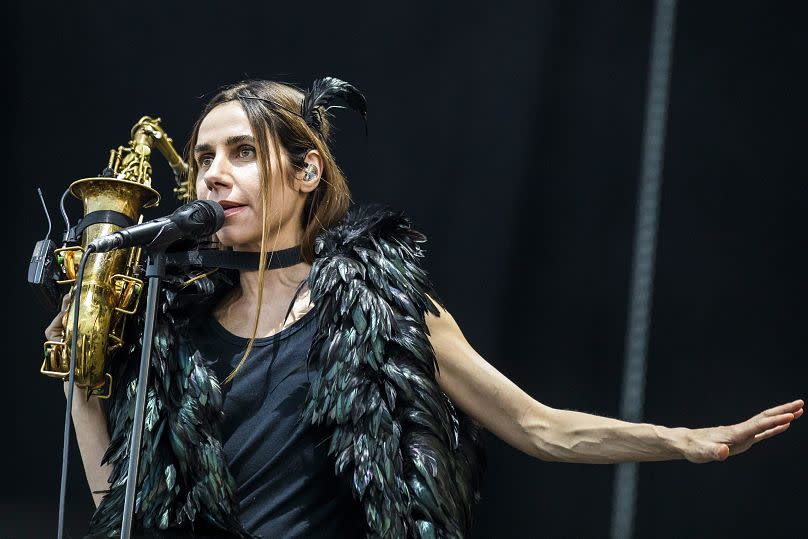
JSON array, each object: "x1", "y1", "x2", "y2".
[
  {"x1": 303, "y1": 204, "x2": 486, "y2": 538},
  {"x1": 85, "y1": 204, "x2": 485, "y2": 538},
  {"x1": 301, "y1": 76, "x2": 368, "y2": 138},
  {"x1": 87, "y1": 267, "x2": 251, "y2": 538}
]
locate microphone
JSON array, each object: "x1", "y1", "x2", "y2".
[{"x1": 89, "y1": 200, "x2": 225, "y2": 253}]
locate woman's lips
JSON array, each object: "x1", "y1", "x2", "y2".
[{"x1": 223, "y1": 205, "x2": 246, "y2": 218}]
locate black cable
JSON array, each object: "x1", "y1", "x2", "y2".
[
  {"x1": 59, "y1": 186, "x2": 72, "y2": 239},
  {"x1": 57, "y1": 243, "x2": 96, "y2": 539}
]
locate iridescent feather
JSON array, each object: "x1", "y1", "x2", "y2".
[
  {"x1": 303, "y1": 204, "x2": 486, "y2": 538},
  {"x1": 87, "y1": 267, "x2": 251, "y2": 538},
  {"x1": 86, "y1": 204, "x2": 484, "y2": 538}
]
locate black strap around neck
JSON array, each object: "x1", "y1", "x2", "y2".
[{"x1": 165, "y1": 246, "x2": 303, "y2": 270}]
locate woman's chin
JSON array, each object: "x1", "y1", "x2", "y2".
[{"x1": 214, "y1": 234, "x2": 261, "y2": 251}]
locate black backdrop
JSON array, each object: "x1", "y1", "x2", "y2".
[{"x1": 6, "y1": 1, "x2": 806, "y2": 537}]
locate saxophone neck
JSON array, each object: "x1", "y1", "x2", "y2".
[
  {"x1": 106, "y1": 116, "x2": 190, "y2": 200},
  {"x1": 131, "y1": 116, "x2": 189, "y2": 181}
]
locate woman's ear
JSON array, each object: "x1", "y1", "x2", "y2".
[{"x1": 296, "y1": 150, "x2": 324, "y2": 193}]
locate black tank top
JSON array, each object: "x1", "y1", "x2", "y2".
[{"x1": 189, "y1": 307, "x2": 364, "y2": 538}]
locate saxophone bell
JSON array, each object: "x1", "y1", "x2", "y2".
[{"x1": 39, "y1": 117, "x2": 186, "y2": 399}]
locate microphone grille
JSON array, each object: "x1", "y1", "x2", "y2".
[
  {"x1": 176, "y1": 200, "x2": 225, "y2": 235},
  {"x1": 195, "y1": 200, "x2": 225, "y2": 233}
]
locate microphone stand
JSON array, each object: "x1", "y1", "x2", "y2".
[{"x1": 120, "y1": 250, "x2": 166, "y2": 539}]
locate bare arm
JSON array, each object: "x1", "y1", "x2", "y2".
[
  {"x1": 48, "y1": 292, "x2": 113, "y2": 507},
  {"x1": 425, "y1": 298, "x2": 803, "y2": 464},
  {"x1": 62, "y1": 383, "x2": 113, "y2": 507}
]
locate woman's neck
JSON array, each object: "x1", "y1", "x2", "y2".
[
  {"x1": 237, "y1": 262, "x2": 311, "y2": 306},
  {"x1": 214, "y1": 262, "x2": 313, "y2": 338},
  {"x1": 212, "y1": 226, "x2": 314, "y2": 336},
  {"x1": 230, "y1": 224, "x2": 309, "y2": 304}
]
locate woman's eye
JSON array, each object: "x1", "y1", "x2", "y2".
[
  {"x1": 238, "y1": 146, "x2": 256, "y2": 159},
  {"x1": 198, "y1": 155, "x2": 213, "y2": 168}
]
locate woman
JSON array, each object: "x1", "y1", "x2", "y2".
[{"x1": 49, "y1": 78, "x2": 803, "y2": 538}]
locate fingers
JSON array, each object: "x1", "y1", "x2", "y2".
[
  {"x1": 45, "y1": 290, "x2": 74, "y2": 341},
  {"x1": 761, "y1": 400, "x2": 804, "y2": 417},
  {"x1": 697, "y1": 401, "x2": 803, "y2": 462},
  {"x1": 732, "y1": 412, "x2": 795, "y2": 442},
  {"x1": 755, "y1": 412, "x2": 797, "y2": 434},
  {"x1": 45, "y1": 309, "x2": 64, "y2": 340},
  {"x1": 753, "y1": 422, "x2": 791, "y2": 442},
  {"x1": 736, "y1": 407, "x2": 800, "y2": 442}
]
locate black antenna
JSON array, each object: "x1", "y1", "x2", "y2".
[{"x1": 37, "y1": 187, "x2": 52, "y2": 240}]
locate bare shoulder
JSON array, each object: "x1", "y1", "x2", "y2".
[
  {"x1": 424, "y1": 293, "x2": 463, "y2": 337},
  {"x1": 424, "y1": 293, "x2": 476, "y2": 381}
]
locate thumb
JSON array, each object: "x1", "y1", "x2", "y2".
[{"x1": 713, "y1": 443, "x2": 730, "y2": 461}]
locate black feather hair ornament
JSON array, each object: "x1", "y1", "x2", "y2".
[{"x1": 301, "y1": 76, "x2": 368, "y2": 139}]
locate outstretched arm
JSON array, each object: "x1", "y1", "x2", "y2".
[{"x1": 424, "y1": 299, "x2": 803, "y2": 464}]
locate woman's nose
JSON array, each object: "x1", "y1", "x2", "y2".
[{"x1": 204, "y1": 155, "x2": 233, "y2": 190}]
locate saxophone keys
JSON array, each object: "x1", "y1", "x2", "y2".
[{"x1": 111, "y1": 273, "x2": 144, "y2": 315}]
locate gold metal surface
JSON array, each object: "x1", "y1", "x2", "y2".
[
  {"x1": 42, "y1": 117, "x2": 187, "y2": 398},
  {"x1": 55, "y1": 246, "x2": 83, "y2": 283}
]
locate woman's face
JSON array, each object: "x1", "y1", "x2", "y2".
[{"x1": 194, "y1": 101, "x2": 305, "y2": 251}]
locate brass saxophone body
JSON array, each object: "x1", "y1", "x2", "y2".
[{"x1": 41, "y1": 116, "x2": 188, "y2": 398}]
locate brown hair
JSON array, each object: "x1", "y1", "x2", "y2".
[{"x1": 186, "y1": 80, "x2": 353, "y2": 382}]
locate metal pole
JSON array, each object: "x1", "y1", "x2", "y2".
[
  {"x1": 120, "y1": 253, "x2": 165, "y2": 538},
  {"x1": 610, "y1": 1, "x2": 677, "y2": 538},
  {"x1": 57, "y1": 246, "x2": 96, "y2": 539}
]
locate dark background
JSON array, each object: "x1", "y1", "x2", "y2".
[{"x1": 6, "y1": 1, "x2": 806, "y2": 537}]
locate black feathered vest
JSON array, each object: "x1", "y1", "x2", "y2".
[{"x1": 87, "y1": 205, "x2": 485, "y2": 538}]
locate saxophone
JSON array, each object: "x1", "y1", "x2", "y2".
[{"x1": 41, "y1": 117, "x2": 190, "y2": 398}]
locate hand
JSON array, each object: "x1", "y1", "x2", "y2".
[
  {"x1": 45, "y1": 289, "x2": 73, "y2": 342},
  {"x1": 681, "y1": 399, "x2": 804, "y2": 463}
]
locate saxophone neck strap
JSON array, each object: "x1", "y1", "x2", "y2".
[
  {"x1": 65, "y1": 210, "x2": 135, "y2": 243},
  {"x1": 164, "y1": 246, "x2": 304, "y2": 270}
]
